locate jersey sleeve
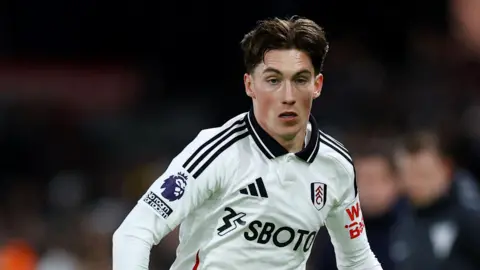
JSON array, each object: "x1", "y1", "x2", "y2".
[
  {"x1": 138, "y1": 130, "x2": 226, "y2": 230},
  {"x1": 324, "y1": 157, "x2": 382, "y2": 270}
]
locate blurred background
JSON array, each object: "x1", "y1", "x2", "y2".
[{"x1": 1, "y1": 0, "x2": 480, "y2": 269}]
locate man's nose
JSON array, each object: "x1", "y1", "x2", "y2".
[{"x1": 282, "y1": 82, "x2": 296, "y2": 105}]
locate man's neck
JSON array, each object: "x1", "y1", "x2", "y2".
[
  {"x1": 252, "y1": 108, "x2": 307, "y2": 153},
  {"x1": 276, "y1": 130, "x2": 306, "y2": 153},
  {"x1": 259, "y1": 121, "x2": 306, "y2": 153}
]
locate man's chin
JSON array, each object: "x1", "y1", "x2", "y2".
[{"x1": 276, "y1": 125, "x2": 302, "y2": 140}]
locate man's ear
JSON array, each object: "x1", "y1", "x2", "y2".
[
  {"x1": 244, "y1": 73, "x2": 256, "y2": 99},
  {"x1": 313, "y1": 73, "x2": 323, "y2": 99}
]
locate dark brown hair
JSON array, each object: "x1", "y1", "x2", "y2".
[
  {"x1": 397, "y1": 130, "x2": 453, "y2": 159},
  {"x1": 240, "y1": 16, "x2": 329, "y2": 75},
  {"x1": 352, "y1": 139, "x2": 398, "y2": 174}
]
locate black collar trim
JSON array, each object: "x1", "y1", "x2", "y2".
[{"x1": 244, "y1": 109, "x2": 320, "y2": 163}]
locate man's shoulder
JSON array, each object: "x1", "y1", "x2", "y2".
[
  {"x1": 316, "y1": 129, "x2": 354, "y2": 173},
  {"x1": 175, "y1": 112, "x2": 250, "y2": 173},
  {"x1": 193, "y1": 112, "x2": 249, "y2": 145},
  {"x1": 315, "y1": 129, "x2": 357, "y2": 201}
]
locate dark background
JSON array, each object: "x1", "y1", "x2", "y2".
[{"x1": 0, "y1": 0, "x2": 479, "y2": 269}]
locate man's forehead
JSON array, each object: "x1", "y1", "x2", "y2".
[{"x1": 257, "y1": 49, "x2": 314, "y2": 74}]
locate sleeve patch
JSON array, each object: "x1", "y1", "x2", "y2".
[
  {"x1": 143, "y1": 191, "x2": 173, "y2": 219},
  {"x1": 344, "y1": 198, "x2": 365, "y2": 239},
  {"x1": 159, "y1": 172, "x2": 188, "y2": 202}
]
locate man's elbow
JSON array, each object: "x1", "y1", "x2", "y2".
[
  {"x1": 112, "y1": 224, "x2": 129, "y2": 247},
  {"x1": 357, "y1": 250, "x2": 382, "y2": 270},
  {"x1": 113, "y1": 203, "x2": 165, "y2": 248},
  {"x1": 338, "y1": 249, "x2": 382, "y2": 270},
  {"x1": 112, "y1": 204, "x2": 166, "y2": 270},
  {"x1": 112, "y1": 220, "x2": 153, "y2": 249},
  {"x1": 112, "y1": 222, "x2": 153, "y2": 270}
]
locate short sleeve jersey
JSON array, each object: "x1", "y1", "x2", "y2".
[{"x1": 139, "y1": 110, "x2": 371, "y2": 270}]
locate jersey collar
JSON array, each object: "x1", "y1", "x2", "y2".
[{"x1": 244, "y1": 109, "x2": 320, "y2": 163}]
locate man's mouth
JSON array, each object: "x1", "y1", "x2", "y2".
[{"x1": 279, "y1": 111, "x2": 298, "y2": 118}]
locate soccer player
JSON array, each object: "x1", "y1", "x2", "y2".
[{"x1": 113, "y1": 16, "x2": 382, "y2": 270}]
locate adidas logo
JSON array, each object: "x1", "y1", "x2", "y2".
[{"x1": 239, "y1": 177, "x2": 268, "y2": 198}]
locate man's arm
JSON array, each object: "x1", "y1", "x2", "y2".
[
  {"x1": 112, "y1": 203, "x2": 169, "y2": 269},
  {"x1": 112, "y1": 130, "x2": 227, "y2": 269},
  {"x1": 324, "y1": 157, "x2": 382, "y2": 270}
]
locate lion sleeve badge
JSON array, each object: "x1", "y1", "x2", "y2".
[{"x1": 160, "y1": 172, "x2": 188, "y2": 201}]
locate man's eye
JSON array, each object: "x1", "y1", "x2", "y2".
[
  {"x1": 267, "y1": 78, "x2": 280, "y2": 85},
  {"x1": 295, "y1": 78, "x2": 308, "y2": 84}
]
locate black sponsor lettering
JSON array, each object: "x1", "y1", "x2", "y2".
[
  {"x1": 303, "y1": 231, "x2": 317, "y2": 252},
  {"x1": 273, "y1": 227, "x2": 295, "y2": 247},
  {"x1": 244, "y1": 220, "x2": 316, "y2": 252},
  {"x1": 257, "y1": 222, "x2": 275, "y2": 244},
  {"x1": 244, "y1": 220, "x2": 262, "y2": 241},
  {"x1": 293, "y1": 229, "x2": 309, "y2": 251},
  {"x1": 144, "y1": 191, "x2": 173, "y2": 218}
]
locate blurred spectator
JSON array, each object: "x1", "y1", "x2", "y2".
[
  {"x1": 314, "y1": 139, "x2": 402, "y2": 270},
  {"x1": 391, "y1": 131, "x2": 480, "y2": 270},
  {"x1": 0, "y1": 239, "x2": 37, "y2": 270},
  {"x1": 36, "y1": 248, "x2": 80, "y2": 270},
  {"x1": 451, "y1": 0, "x2": 480, "y2": 59}
]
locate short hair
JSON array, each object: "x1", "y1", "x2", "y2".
[
  {"x1": 240, "y1": 16, "x2": 329, "y2": 75},
  {"x1": 352, "y1": 139, "x2": 397, "y2": 174},
  {"x1": 397, "y1": 130, "x2": 452, "y2": 158}
]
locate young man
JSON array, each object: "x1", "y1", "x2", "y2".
[
  {"x1": 392, "y1": 131, "x2": 480, "y2": 270},
  {"x1": 113, "y1": 16, "x2": 382, "y2": 270}
]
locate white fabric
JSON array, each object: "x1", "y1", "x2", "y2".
[{"x1": 112, "y1": 112, "x2": 381, "y2": 270}]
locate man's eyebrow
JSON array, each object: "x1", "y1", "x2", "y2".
[
  {"x1": 293, "y1": 69, "x2": 312, "y2": 77},
  {"x1": 262, "y1": 67, "x2": 282, "y2": 75},
  {"x1": 262, "y1": 68, "x2": 312, "y2": 77}
]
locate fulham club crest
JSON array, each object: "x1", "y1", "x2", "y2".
[{"x1": 311, "y1": 182, "x2": 327, "y2": 211}]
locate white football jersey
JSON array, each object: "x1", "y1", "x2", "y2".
[{"x1": 139, "y1": 110, "x2": 380, "y2": 270}]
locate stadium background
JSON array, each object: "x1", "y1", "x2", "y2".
[{"x1": 1, "y1": 0, "x2": 479, "y2": 269}]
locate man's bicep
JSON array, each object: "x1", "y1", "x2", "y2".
[
  {"x1": 323, "y1": 153, "x2": 381, "y2": 269},
  {"x1": 325, "y1": 195, "x2": 380, "y2": 269},
  {"x1": 326, "y1": 156, "x2": 370, "y2": 259},
  {"x1": 139, "y1": 138, "x2": 223, "y2": 230},
  {"x1": 325, "y1": 195, "x2": 368, "y2": 255},
  {"x1": 139, "y1": 171, "x2": 214, "y2": 229}
]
